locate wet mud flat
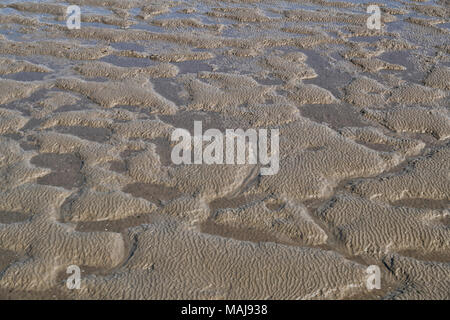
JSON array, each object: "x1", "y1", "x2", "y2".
[{"x1": 0, "y1": 0, "x2": 449, "y2": 299}]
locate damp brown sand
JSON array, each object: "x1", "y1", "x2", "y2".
[{"x1": 0, "y1": 0, "x2": 449, "y2": 300}]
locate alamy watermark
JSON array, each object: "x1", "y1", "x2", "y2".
[
  {"x1": 367, "y1": 5, "x2": 381, "y2": 30},
  {"x1": 66, "y1": 5, "x2": 81, "y2": 30},
  {"x1": 66, "y1": 265, "x2": 81, "y2": 290},
  {"x1": 366, "y1": 265, "x2": 381, "y2": 290},
  {"x1": 171, "y1": 121, "x2": 279, "y2": 176},
  {"x1": 66, "y1": 4, "x2": 381, "y2": 31}
]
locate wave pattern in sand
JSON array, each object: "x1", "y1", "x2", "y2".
[{"x1": 0, "y1": 0, "x2": 449, "y2": 299}]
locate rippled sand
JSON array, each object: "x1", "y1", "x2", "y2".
[{"x1": 0, "y1": 0, "x2": 448, "y2": 299}]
